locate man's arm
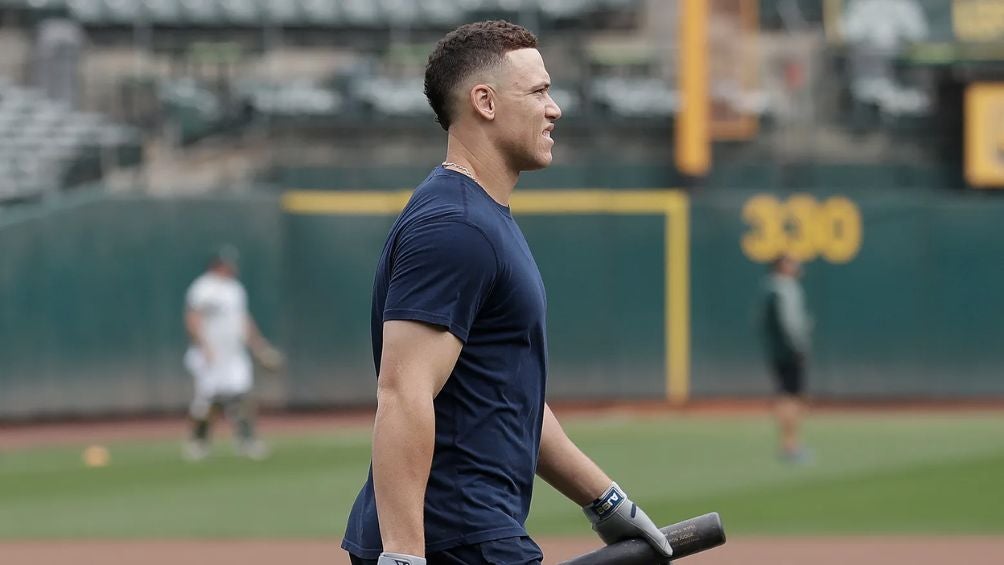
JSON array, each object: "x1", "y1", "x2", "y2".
[
  {"x1": 372, "y1": 320, "x2": 461, "y2": 557},
  {"x1": 245, "y1": 315, "x2": 267, "y2": 351},
  {"x1": 536, "y1": 403, "x2": 611, "y2": 504},
  {"x1": 245, "y1": 315, "x2": 284, "y2": 371},
  {"x1": 537, "y1": 403, "x2": 673, "y2": 559},
  {"x1": 185, "y1": 308, "x2": 212, "y2": 363}
]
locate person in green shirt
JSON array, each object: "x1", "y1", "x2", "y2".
[{"x1": 762, "y1": 254, "x2": 813, "y2": 463}]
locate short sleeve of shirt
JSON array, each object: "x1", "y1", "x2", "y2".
[
  {"x1": 384, "y1": 220, "x2": 498, "y2": 342},
  {"x1": 186, "y1": 279, "x2": 209, "y2": 311}
]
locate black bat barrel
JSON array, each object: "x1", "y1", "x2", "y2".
[{"x1": 558, "y1": 512, "x2": 726, "y2": 565}]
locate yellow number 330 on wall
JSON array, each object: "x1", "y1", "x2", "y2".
[{"x1": 741, "y1": 194, "x2": 862, "y2": 264}]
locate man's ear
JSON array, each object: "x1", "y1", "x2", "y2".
[{"x1": 470, "y1": 84, "x2": 496, "y2": 121}]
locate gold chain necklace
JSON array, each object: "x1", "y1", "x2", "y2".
[{"x1": 442, "y1": 161, "x2": 477, "y2": 182}]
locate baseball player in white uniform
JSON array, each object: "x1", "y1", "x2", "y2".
[{"x1": 182, "y1": 246, "x2": 282, "y2": 461}]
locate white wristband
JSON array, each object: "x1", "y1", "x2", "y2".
[{"x1": 377, "y1": 552, "x2": 427, "y2": 565}]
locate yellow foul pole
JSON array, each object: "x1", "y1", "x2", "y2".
[{"x1": 676, "y1": 0, "x2": 711, "y2": 177}]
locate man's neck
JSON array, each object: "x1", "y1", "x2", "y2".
[{"x1": 444, "y1": 131, "x2": 518, "y2": 206}]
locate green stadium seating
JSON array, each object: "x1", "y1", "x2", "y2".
[
  {"x1": 1, "y1": 0, "x2": 639, "y2": 28},
  {"x1": 142, "y1": 0, "x2": 182, "y2": 24},
  {"x1": 0, "y1": 79, "x2": 142, "y2": 202}
]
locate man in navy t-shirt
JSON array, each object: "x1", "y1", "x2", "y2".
[{"x1": 342, "y1": 20, "x2": 674, "y2": 565}]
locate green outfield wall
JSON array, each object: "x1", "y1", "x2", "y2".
[
  {"x1": 0, "y1": 193, "x2": 282, "y2": 419},
  {"x1": 279, "y1": 190, "x2": 680, "y2": 406},
  {"x1": 691, "y1": 190, "x2": 1004, "y2": 397},
  {"x1": 2, "y1": 187, "x2": 1003, "y2": 419},
  {"x1": 283, "y1": 210, "x2": 669, "y2": 405}
]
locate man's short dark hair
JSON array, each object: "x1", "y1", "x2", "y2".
[
  {"x1": 209, "y1": 244, "x2": 240, "y2": 269},
  {"x1": 424, "y1": 20, "x2": 537, "y2": 131}
]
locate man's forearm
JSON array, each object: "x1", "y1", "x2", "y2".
[
  {"x1": 538, "y1": 406, "x2": 673, "y2": 558},
  {"x1": 245, "y1": 316, "x2": 267, "y2": 350},
  {"x1": 185, "y1": 311, "x2": 210, "y2": 352},
  {"x1": 536, "y1": 404, "x2": 611, "y2": 505},
  {"x1": 372, "y1": 387, "x2": 435, "y2": 557}
]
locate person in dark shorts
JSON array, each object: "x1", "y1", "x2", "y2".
[
  {"x1": 341, "y1": 20, "x2": 674, "y2": 565},
  {"x1": 762, "y1": 254, "x2": 813, "y2": 464}
]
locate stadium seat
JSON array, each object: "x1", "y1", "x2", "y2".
[
  {"x1": 178, "y1": 0, "x2": 220, "y2": 25},
  {"x1": 590, "y1": 76, "x2": 678, "y2": 117},
  {"x1": 159, "y1": 79, "x2": 224, "y2": 144},
  {"x1": 541, "y1": 0, "x2": 594, "y2": 20},
  {"x1": 102, "y1": 0, "x2": 141, "y2": 24},
  {"x1": 341, "y1": 0, "x2": 382, "y2": 27},
  {"x1": 241, "y1": 80, "x2": 344, "y2": 117},
  {"x1": 381, "y1": 0, "x2": 421, "y2": 26},
  {"x1": 354, "y1": 76, "x2": 430, "y2": 117},
  {"x1": 300, "y1": 0, "x2": 340, "y2": 26},
  {"x1": 0, "y1": 78, "x2": 143, "y2": 202},
  {"x1": 11, "y1": 0, "x2": 643, "y2": 28},
  {"x1": 548, "y1": 86, "x2": 581, "y2": 116},
  {"x1": 262, "y1": 0, "x2": 301, "y2": 26},
  {"x1": 419, "y1": 0, "x2": 461, "y2": 26},
  {"x1": 66, "y1": 0, "x2": 104, "y2": 24},
  {"x1": 142, "y1": 0, "x2": 182, "y2": 25}
]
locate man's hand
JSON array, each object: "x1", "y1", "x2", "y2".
[
  {"x1": 251, "y1": 342, "x2": 285, "y2": 372},
  {"x1": 377, "y1": 552, "x2": 426, "y2": 565},
  {"x1": 583, "y1": 482, "x2": 673, "y2": 560},
  {"x1": 201, "y1": 346, "x2": 215, "y2": 366}
]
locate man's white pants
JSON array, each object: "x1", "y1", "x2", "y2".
[{"x1": 184, "y1": 348, "x2": 253, "y2": 419}]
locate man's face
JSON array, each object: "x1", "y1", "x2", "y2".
[
  {"x1": 492, "y1": 48, "x2": 562, "y2": 171},
  {"x1": 213, "y1": 261, "x2": 238, "y2": 278},
  {"x1": 781, "y1": 257, "x2": 802, "y2": 278}
]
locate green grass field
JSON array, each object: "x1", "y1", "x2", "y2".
[{"x1": 1, "y1": 412, "x2": 1002, "y2": 539}]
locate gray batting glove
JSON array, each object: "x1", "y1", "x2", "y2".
[
  {"x1": 583, "y1": 482, "x2": 673, "y2": 560},
  {"x1": 377, "y1": 552, "x2": 426, "y2": 565}
]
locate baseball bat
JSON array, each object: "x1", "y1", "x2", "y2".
[{"x1": 558, "y1": 512, "x2": 726, "y2": 565}]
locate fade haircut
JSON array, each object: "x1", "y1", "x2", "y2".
[{"x1": 424, "y1": 20, "x2": 538, "y2": 131}]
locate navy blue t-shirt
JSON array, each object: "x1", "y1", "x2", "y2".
[{"x1": 341, "y1": 167, "x2": 549, "y2": 558}]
